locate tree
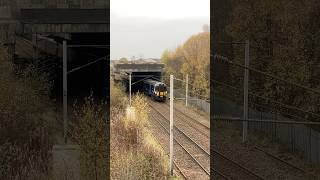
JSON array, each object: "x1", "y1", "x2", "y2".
[
  {"x1": 225, "y1": 0, "x2": 320, "y2": 118},
  {"x1": 161, "y1": 31, "x2": 210, "y2": 99},
  {"x1": 119, "y1": 57, "x2": 128, "y2": 63}
]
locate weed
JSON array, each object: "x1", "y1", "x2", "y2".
[{"x1": 110, "y1": 83, "x2": 170, "y2": 179}]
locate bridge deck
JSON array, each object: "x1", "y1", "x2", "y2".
[
  {"x1": 114, "y1": 63, "x2": 165, "y2": 73},
  {"x1": 20, "y1": 9, "x2": 109, "y2": 24}
]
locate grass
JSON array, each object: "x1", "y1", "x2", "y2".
[
  {"x1": 0, "y1": 45, "x2": 54, "y2": 179},
  {"x1": 70, "y1": 96, "x2": 108, "y2": 180},
  {"x1": 110, "y1": 82, "x2": 172, "y2": 179},
  {"x1": 0, "y1": 44, "x2": 179, "y2": 179}
]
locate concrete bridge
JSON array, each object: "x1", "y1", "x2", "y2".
[
  {"x1": 0, "y1": 0, "x2": 109, "y2": 98},
  {"x1": 0, "y1": 0, "x2": 109, "y2": 38},
  {"x1": 113, "y1": 59, "x2": 165, "y2": 92}
]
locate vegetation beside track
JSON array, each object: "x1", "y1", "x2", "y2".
[
  {"x1": 110, "y1": 82, "x2": 175, "y2": 179},
  {"x1": 161, "y1": 30, "x2": 210, "y2": 100},
  {"x1": 0, "y1": 46, "x2": 54, "y2": 179},
  {"x1": 70, "y1": 96, "x2": 108, "y2": 179}
]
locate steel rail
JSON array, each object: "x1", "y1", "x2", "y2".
[
  {"x1": 150, "y1": 108, "x2": 210, "y2": 176},
  {"x1": 149, "y1": 132, "x2": 187, "y2": 179},
  {"x1": 150, "y1": 99, "x2": 265, "y2": 179},
  {"x1": 254, "y1": 146, "x2": 317, "y2": 178},
  {"x1": 159, "y1": 102, "x2": 209, "y2": 138},
  {"x1": 165, "y1": 102, "x2": 210, "y2": 130},
  {"x1": 210, "y1": 168, "x2": 231, "y2": 180},
  {"x1": 213, "y1": 116, "x2": 320, "y2": 125},
  {"x1": 150, "y1": 103, "x2": 210, "y2": 156},
  {"x1": 212, "y1": 149, "x2": 266, "y2": 180}
]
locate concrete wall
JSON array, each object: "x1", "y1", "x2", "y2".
[
  {"x1": 1, "y1": 0, "x2": 108, "y2": 9},
  {"x1": 0, "y1": 0, "x2": 109, "y2": 21}
]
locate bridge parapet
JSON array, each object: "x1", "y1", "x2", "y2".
[
  {"x1": 0, "y1": 1, "x2": 109, "y2": 34},
  {"x1": 114, "y1": 63, "x2": 165, "y2": 73},
  {"x1": 1, "y1": 0, "x2": 108, "y2": 9},
  {"x1": 20, "y1": 8, "x2": 109, "y2": 33}
]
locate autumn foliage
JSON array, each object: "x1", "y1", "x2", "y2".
[{"x1": 161, "y1": 31, "x2": 210, "y2": 99}]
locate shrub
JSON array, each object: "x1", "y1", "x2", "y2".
[
  {"x1": 0, "y1": 46, "x2": 53, "y2": 179},
  {"x1": 110, "y1": 90, "x2": 169, "y2": 179},
  {"x1": 110, "y1": 80, "x2": 128, "y2": 109},
  {"x1": 70, "y1": 96, "x2": 108, "y2": 180}
]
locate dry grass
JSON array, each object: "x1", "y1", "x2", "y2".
[
  {"x1": 110, "y1": 80, "x2": 128, "y2": 109},
  {"x1": 70, "y1": 96, "x2": 108, "y2": 180},
  {"x1": 110, "y1": 83, "x2": 170, "y2": 179},
  {"x1": 0, "y1": 46, "x2": 54, "y2": 179}
]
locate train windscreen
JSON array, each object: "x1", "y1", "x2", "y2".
[{"x1": 155, "y1": 84, "x2": 167, "y2": 92}]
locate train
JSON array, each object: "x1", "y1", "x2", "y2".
[{"x1": 143, "y1": 79, "x2": 167, "y2": 102}]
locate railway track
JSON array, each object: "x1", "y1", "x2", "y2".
[
  {"x1": 149, "y1": 99, "x2": 268, "y2": 180},
  {"x1": 212, "y1": 149, "x2": 266, "y2": 180},
  {"x1": 149, "y1": 102, "x2": 210, "y2": 179},
  {"x1": 148, "y1": 132, "x2": 188, "y2": 179},
  {"x1": 254, "y1": 147, "x2": 318, "y2": 179},
  {"x1": 163, "y1": 102, "x2": 210, "y2": 138},
  {"x1": 148, "y1": 97, "x2": 317, "y2": 179},
  {"x1": 152, "y1": 101, "x2": 210, "y2": 149}
]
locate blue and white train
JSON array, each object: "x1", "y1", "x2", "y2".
[{"x1": 143, "y1": 79, "x2": 167, "y2": 102}]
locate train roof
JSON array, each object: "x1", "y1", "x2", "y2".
[{"x1": 143, "y1": 79, "x2": 166, "y2": 86}]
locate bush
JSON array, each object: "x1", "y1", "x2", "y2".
[
  {"x1": 70, "y1": 96, "x2": 108, "y2": 180},
  {"x1": 0, "y1": 46, "x2": 53, "y2": 178},
  {"x1": 110, "y1": 80, "x2": 128, "y2": 109},
  {"x1": 110, "y1": 91, "x2": 169, "y2": 179}
]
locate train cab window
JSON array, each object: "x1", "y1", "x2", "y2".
[{"x1": 155, "y1": 84, "x2": 167, "y2": 92}]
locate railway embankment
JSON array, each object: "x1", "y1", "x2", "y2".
[
  {"x1": 110, "y1": 81, "x2": 178, "y2": 179},
  {"x1": 0, "y1": 46, "x2": 55, "y2": 179}
]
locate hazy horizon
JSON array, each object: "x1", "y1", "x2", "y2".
[{"x1": 110, "y1": 0, "x2": 210, "y2": 60}]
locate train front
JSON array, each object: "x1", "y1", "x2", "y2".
[{"x1": 154, "y1": 82, "x2": 167, "y2": 102}]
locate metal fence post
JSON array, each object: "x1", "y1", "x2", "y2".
[
  {"x1": 291, "y1": 123, "x2": 294, "y2": 152},
  {"x1": 129, "y1": 72, "x2": 132, "y2": 106},
  {"x1": 185, "y1": 74, "x2": 188, "y2": 106},
  {"x1": 33, "y1": 33, "x2": 38, "y2": 61},
  {"x1": 63, "y1": 40, "x2": 68, "y2": 144},
  {"x1": 169, "y1": 75, "x2": 174, "y2": 176},
  {"x1": 309, "y1": 127, "x2": 312, "y2": 162},
  {"x1": 243, "y1": 40, "x2": 249, "y2": 143}
]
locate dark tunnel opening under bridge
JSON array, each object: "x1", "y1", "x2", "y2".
[{"x1": 48, "y1": 33, "x2": 109, "y2": 103}]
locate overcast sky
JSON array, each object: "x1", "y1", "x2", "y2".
[{"x1": 110, "y1": 0, "x2": 210, "y2": 60}]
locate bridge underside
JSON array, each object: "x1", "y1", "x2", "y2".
[
  {"x1": 10, "y1": 8, "x2": 110, "y2": 100},
  {"x1": 20, "y1": 8, "x2": 109, "y2": 33},
  {"x1": 60, "y1": 33, "x2": 109, "y2": 99},
  {"x1": 114, "y1": 63, "x2": 165, "y2": 93}
]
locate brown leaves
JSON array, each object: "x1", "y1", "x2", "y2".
[{"x1": 162, "y1": 32, "x2": 210, "y2": 99}]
